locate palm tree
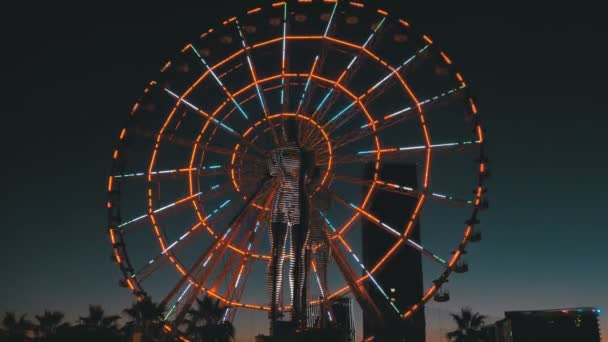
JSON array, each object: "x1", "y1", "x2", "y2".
[
  {"x1": 79, "y1": 305, "x2": 121, "y2": 331},
  {"x1": 183, "y1": 296, "x2": 234, "y2": 342},
  {"x1": 446, "y1": 307, "x2": 487, "y2": 342},
  {"x1": 123, "y1": 296, "x2": 166, "y2": 342},
  {"x1": 34, "y1": 310, "x2": 70, "y2": 340},
  {"x1": 1, "y1": 312, "x2": 33, "y2": 341}
]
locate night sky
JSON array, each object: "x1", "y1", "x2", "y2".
[{"x1": 1, "y1": 1, "x2": 606, "y2": 341}]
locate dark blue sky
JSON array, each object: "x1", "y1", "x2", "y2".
[{"x1": 1, "y1": 1, "x2": 606, "y2": 340}]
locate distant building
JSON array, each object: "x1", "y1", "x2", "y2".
[
  {"x1": 306, "y1": 296, "x2": 355, "y2": 342},
  {"x1": 482, "y1": 307, "x2": 601, "y2": 342},
  {"x1": 330, "y1": 297, "x2": 356, "y2": 342},
  {"x1": 362, "y1": 163, "x2": 425, "y2": 342}
]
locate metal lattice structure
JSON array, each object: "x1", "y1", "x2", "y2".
[{"x1": 107, "y1": 1, "x2": 488, "y2": 340}]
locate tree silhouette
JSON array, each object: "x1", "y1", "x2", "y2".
[
  {"x1": 183, "y1": 296, "x2": 235, "y2": 342},
  {"x1": 1, "y1": 312, "x2": 33, "y2": 341},
  {"x1": 34, "y1": 310, "x2": 70, "y2": 340},
  {"x1": 123, "y1": 296, "x2": 166, "y2": 342},
  {"x1": 446, "y1": 307, "x2": 487, "y2": 342},
  {"x1": 79, "y1": 305, "x2": 120, "y2": 331}
]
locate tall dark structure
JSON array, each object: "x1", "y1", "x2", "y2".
[
  {"x1": 483, "y1": 308, "x2": 602, "y2": 342},
  {"x1": 362, "y1": 163, "x2": 426, "y2": 342},
  {"x1": 330, "y1": 297, "x2": 356, "y2": 342}
]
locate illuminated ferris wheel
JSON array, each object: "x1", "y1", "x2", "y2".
[{"x1": 107, "y1": 1, "x2": 488, "y2": 340}]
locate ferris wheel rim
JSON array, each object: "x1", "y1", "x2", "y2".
[{"x1": 106, "y1": 1, "x2": 488, "y2": 335}]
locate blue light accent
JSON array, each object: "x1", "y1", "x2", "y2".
[
  {"x1": 328, "y1": 101, "x2": 356, "y2": 123},
  {"x1": 315, "y1": 89, "x2": 334, "y2": 113},
  {"x1": 220, "y1": 123, "x2": 235, "y2": 133},
  {"x1": 220, "y1": 200, "x2": 231, "y2": 208}
]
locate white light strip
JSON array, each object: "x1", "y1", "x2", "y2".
[
  {"x1": 164, "y1": 88, "x2": 237, "y2": 133},
  {"x1": 118, "y1": 192, "x2": 203, "y2": 227},
  {"x1": 323, "y1": 2, "x2": 338, "y2": 37},
  {"x1": 191, "y1": 45, "x2": 249, "y2": 119},
  {"x1": 318, "y1": 211, "x2": 400, "y2": 314}
]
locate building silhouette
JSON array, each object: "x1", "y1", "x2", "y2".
[
  {"x1": 306, "y1": 296, "x2": 355, "y2": 342},
  {"x1": 362, "y1": 163, "x2": 425, "y2": 342},
  {"x1": 482, "y1": 307, "x2": 601, "y2": 342}
]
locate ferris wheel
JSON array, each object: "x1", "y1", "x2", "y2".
[{"x1": 107, "y1": 1, "x2": 488, "y2": 340}]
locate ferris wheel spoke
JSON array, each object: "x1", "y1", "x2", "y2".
[
  {"x1": 325, "y1": 192, "x2": 449, "y2": 270},
  {"x1": 333, "y1": 174, "x2": 473, "y2": 208},
  {"x1": 160, "y1": 219, "x2": 236, "y2": 311},
  {"x1": 157, "y1": 178, "x2": 268, "y2": 298},
  {"x1": 357, "y1": 84, "x2": 467, "y2": 130},
  {"x1": 161, "y1": 85, "x2": 268, "y2": 157},
  {"x1": 224, "y1": 216, "x2": 270, "y2": 323},
  {"x1": 113, "y1": 165, "x2": 234, "y2": 184},
  {"x1": 360, "y1": 44, "x2": 432, "y2": 100},
  {"x1": 298, "y1": 0, "x2": 339, "y2": 137},
  {"x1": 135, "y1": 126, "x2": 265, "y2": 164},
  {"x1": 172, "y1": 179, "x2": 269, "y2": 323},
  {"x1": 314, "y1": 212, "x2": 384, "y2": 320},
  {"x1": 280, "y1": 2, "x2": 289, "y2": 113},
  {"x1": 215, "y1": 207, "x2": 267, "y2": 293},
  {"x1": 132, "y1": 198, "x2": 238, "y2": 281},
  {"x1": 118, "y1": 191, "x2": 204, "y2": 229},
  {"x1": 319, "y1": 15, "x2": 387, "y2": 119},
  {"x1": 324, "y1": 85, "x2": 466, "y2": 151},
  {"x1": 404, "y1": 239, "x2": 449, "y2": 268},
  {"x1": 320, "y1": 139, "x2": 481, "y2": 167},
  {"x1": 234, "y1": 20, "x2": 281, "y2": 146},
  {"x1": 318, "y1": 210, "x2": 402, "y2": 315},
  {"x1": 303, "y1": 15, "x2": 387, "y2": 144},
  {"x1": 222, "y1": 221, "x2": 261, "y2": 298},
  {"x1": 188, "y1": 44, "x2": 250, "y2": 120},
  {"x1": 295, "y1": 55, "x2": 319, "y2": 145},
  {"x1": 295, "y1": 55, "x2": 320, "y2": 142},
  {"x1": 311, "y1": 47, "x2": 432, "y2": 147}
]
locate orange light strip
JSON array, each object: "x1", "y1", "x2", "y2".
[
  {"x1": 350, "y1": 1, "x2": 364, "y2": 8},
  {"x1": 477, "y1": 125, "x2": 484, "y2": 142},
  {"x1": 422, "y1": 35, "x2": 433, "y2": 44},
  {"x1": 272, "y1": 1, "x2": 286, "y2": 7},
  {"x1": 440, "y1": 51, "x2": 452, "y2": 65},
  {"x1": 377, "y1": 9, "x2": 388, "y2": 16},
  {"x1": 469, "y1": 98, "x2": 478, "y2": 114},
  {"x1": 247, "y1": 7, "x2": 261, "y2": 14},
  {"x1": 160, "y1": 61, "x2": 171, "y2": 72},
  {"x1": 113, "y1": 249, "x2": 122, "y2": 264},
  {"x1": 109, "y1": 229, "x2": 117, "y2": 245},
  {"x1": 399, "y1": 19, "x2": 410, "y2": 27}
]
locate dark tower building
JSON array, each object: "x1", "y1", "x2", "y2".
[{"x1": 362, "y1": 163, "x2": 425, "y2": 342}]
